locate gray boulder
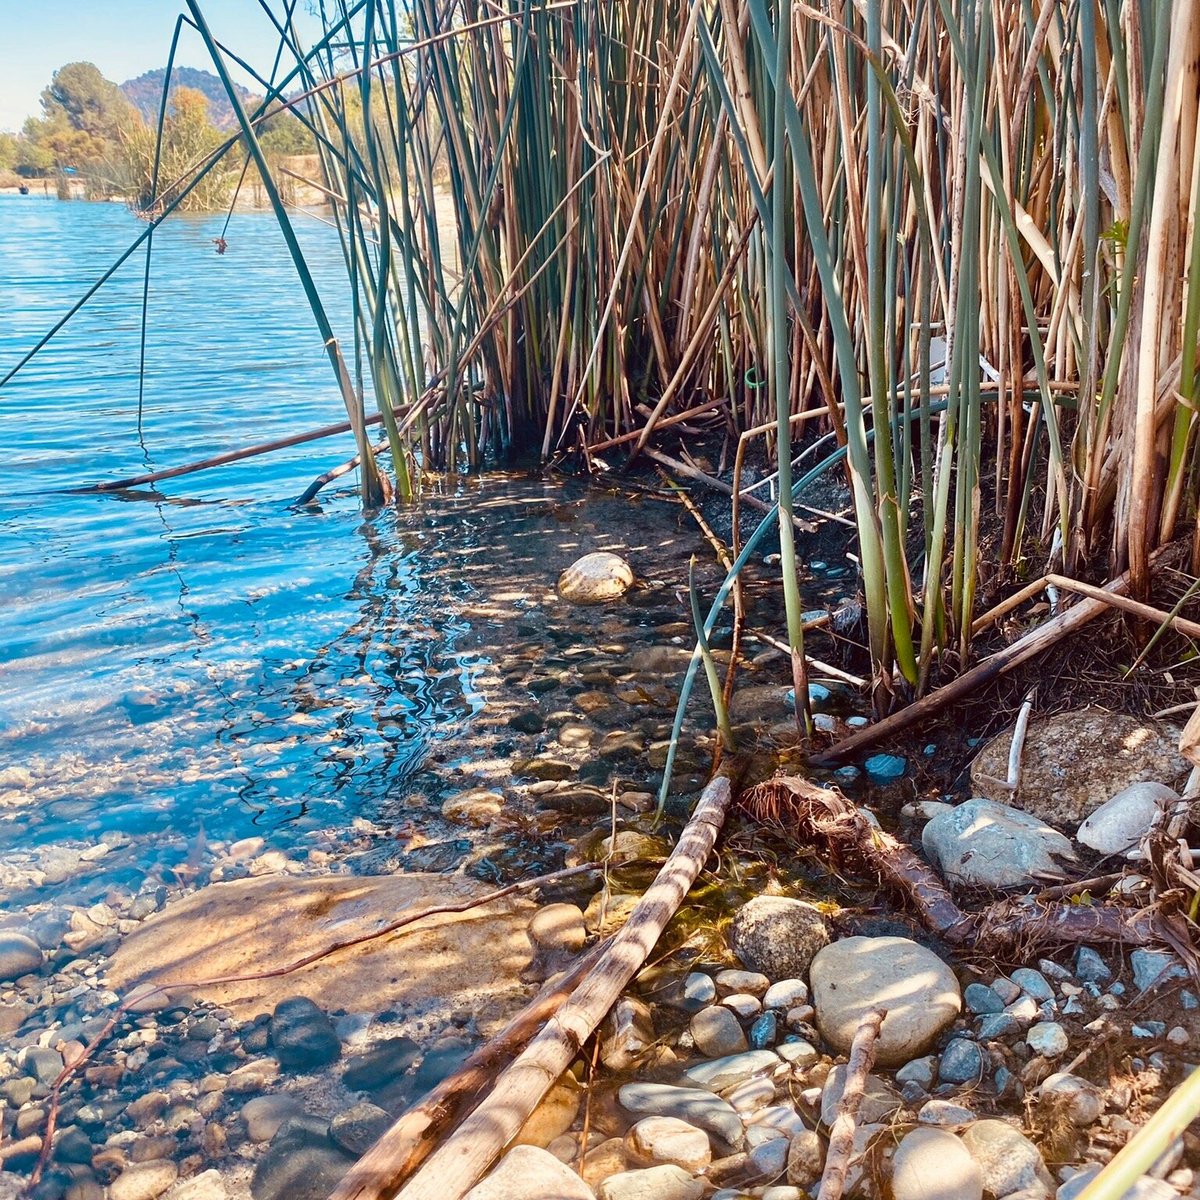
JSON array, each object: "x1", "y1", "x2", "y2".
[{"x1": 923, "y1": 799, "x2": 1076, "y2": 889}]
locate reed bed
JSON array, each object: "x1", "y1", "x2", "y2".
[{"x1": 8, "y1": 0, "x2": 1200, "y2": 699}]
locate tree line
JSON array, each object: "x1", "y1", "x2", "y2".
[{"x1": 0, "y1": 61, "x2": 313, "y2": 211}]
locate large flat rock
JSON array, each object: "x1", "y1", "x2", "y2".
[{"x1": 111, "y1": 873, "x2": 536, "y2": 1026}]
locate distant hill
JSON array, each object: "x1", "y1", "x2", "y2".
[{"x1": 121, "y1": 67, "x2": 254, "y2": 131}]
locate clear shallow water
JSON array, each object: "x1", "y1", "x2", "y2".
[{"x1": 0, "y1": 199, "x2": 494, "y2": 869}]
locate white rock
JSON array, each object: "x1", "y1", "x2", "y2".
[
  {"x1": 1039, "y1": 1073, "x2": 1103, "y2": 1127},
  {"x1": 596, "y1": 1165, "x2": 704, "y2": 1200},
  {"x1": 684, "y1": 1049, "x2": 781, "y2": 1092},
  {"x1": 961, "y1": 1120, "x2": 1054, "y2": 1198},
  {"x1": 810, "y1": 936, "x2": 961, "y2": 1066},
  {"x1": 715, "y1": 969, "x2": 771, "y2": 996},
  {"x1": 556, "y1": 552, "x2": 635, "y2": 604},
  {"x1": 763, "y1": 980, "x2": 808, "y2": 1010},
  {"x1": 892, "y1": 1128, "x2": 982, "y2": 1200},
  {"x1": 625, "y1": 1116, "x2": 712, "y2": 1172},
  {"x1": 464, "y1": 1145, "x2": 594, "y2": 1200},
  {"x1": 923, "y1": 799, "x2": 1077, "y2": 889},
  {"x1": 1077, "y1": 782, "x2": 1179, "y2": 855},
  {"x1": 721, "y1": 992, "x2": 762, "y2": 1020}
]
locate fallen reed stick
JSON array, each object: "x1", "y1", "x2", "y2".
[
  {"x1": 390, "y1": 766, "x2": 741, "y2": 1200},
  {"x1": 1045, "y1": 574, "x2": 1200, "y2": 639},
  {"x1": 818, "y1": 1008, "x2": 886, "y2": 1200}
]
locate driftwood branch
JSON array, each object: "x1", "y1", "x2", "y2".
[
  {"x1": 329, "y1": 939, "x2": 611, "y2": 1200},
  {"x1": 389, "y1": 769, "x2": 739, "y2": 1200},
  {"x1": 818, "y1": 1008, "x2": 885, "y2": 1200},
  {"x1": 811, "y1": 547, "x2": 1180, "y2": 766},
  {"x1": 742, "y1": 777, "x2": 1193, "y2": 965}
]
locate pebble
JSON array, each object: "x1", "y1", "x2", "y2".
[
  {"x1": 465, "y1": 1144, "x2": 594, "y2": 1200},
  {"x1": 241, "y1": 1095, "x2": 301, "y2": 1143},
  {"x1": 597, "y1": 1166, "x2": 704, "y2": 1200},
  {"x1": 820, "y1": 1067, "x2": 901, "y2": 1127},
  {"x1": 964, "y1": 983, "x2": 1005, "y2": 1014},
  {"x1": 749, "y1": 1012, "x2": 777, "y2": 1049},
  {"x1": 109, "y1": 1160, "x2": 179, "y2": 1200},
  {"x1": 810, "y1": 936, "x2": 961, "y2": 1066},
  {"x1": 938, "y1": 1038, "x2": 985, "y2": 1084},
  {"x1": 1131, "y1": 950, "x2": 1187, "y2": 992},
  {"x1": 991, "y1": 977, "x2": 1022, "y2": 1004},
  {"x1": 918, "y1": 1100, "x2": 976, "y2": 1126},
  {"x1": 618, "y1": 1083, "x2": 744, "y2": 1151},
  {"x1": 715, "y1": 970, "x2": 770, "y2": 997},
  {"x1": 895, "y1": 1057, "x2": 936, "y2": 1090},
  {"x1": 721, "y1": 993, "x2": 762, "y2": 1020},
  {"x1": 1011, "y1": 969, "x2": 1054, "y2": 1002},
  {"x1": 1075, "y1": 948, "x2": 1111, "y2": 983},
  {"x1": 892, "y1": 1128, "x2": 982, "y2": 1200},
  {"x1": 1077, "y1": 782, "x2": 1178, "y2": 855},
  {"x1": 1027, "y1": 1022, "x2": 1069, "y2": 1058},
  {"x1": 864, "y1": 753, "x2": 906, "y2": 779},
  {"x1": 748, "y1": 1106, "x2": 806, "y2": 1138},
  {"x1": 684, "y1": 1050, "x2": 781, "y2": 1092},
  {"x1": 0, "y1": 931, "x2": 44, "y2": 981},
  {"x1": 787, "y1": 1130, "x2": 824, "y2": 1187},
  {"x1": 269, "y1": 997, "x2": 341, "y2": 1071},
  {"x1": 441, "y1": 789, "x2": 505, "y2": 826},
  {"x1": 682, "y1": 973, "x2": 717, "y2": 1011},
  {"x1": 729, "y1": 896, "x2": 830, "y2": 982},
  {"x1": 763, "y1": 980, "x2": 808, "y2": 1010},
  {"x1": 961, "y1": 1120, "x2": 1054, "y2": 1198},
  {"x1": 1039, "y1": 1073, "x2": 1102, "y2": 1126},
  {"x1": 691, "y1": 1007, "x2": 748, "y2": 1058},
  {"x1": 624, "y1": 1117, "x2": 711, "y2": 1173}
]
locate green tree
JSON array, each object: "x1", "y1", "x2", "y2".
[{"x1": 41, "y1": 62, "x2": 137, "y2": 144}]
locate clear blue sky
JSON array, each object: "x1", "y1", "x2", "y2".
[{"x1": 0, "y1": 2, "x2": 324, "y2": 132}]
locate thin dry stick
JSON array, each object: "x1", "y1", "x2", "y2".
[
  {"x1": 1007, "y1": 688, "x2": 1036, "y2": 789},
  {"x1": 818, "y1": 1008, "x2": 886, "y2": 1200},
  {"x1": 391, "y1": 769, "x2": 739, "y2": 1200},
  {"x1": 1045, "y1": 574, "x2": 1200, "y2": 639}
]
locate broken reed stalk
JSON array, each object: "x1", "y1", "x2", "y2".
[
  {"x1": 1044, "y1": 575, "x2": 1200, "y2": 640},
  {"x1": 328, "y1": 939, "x2": 611, "y2": 1200},
  {"x1": 810, "y1": 548, "x2": 1179, "y2": 766},
  {"x1": 391, "y1": 768, "x2": 741, "y2": 1200},
  {"x1": 817, "y1": 1008, "x2": 886, "y2": 1200}
]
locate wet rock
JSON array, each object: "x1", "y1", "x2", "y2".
[
  {"x1": 625, "y1": 1116, "x2": 712, "y2": 1172},
  {"x1": 939, "y1": 1038, "x2": 985, "y2": 1084},
  {"x1": 330, "y1": 1102, "x2": 393, "y2": 1156},
  {"x1": 342, "y1": 1036, "x2": 420, "y2": 1092},
  {"x1": 892, "y1": 1128, "x2": 982, "y2": 1200},
  {"x1": 599, "y1": 831, "x2": 668, "y2": 864},
  {"x1": 960, "y1": 1120, "x2": 1053, "y2": 1198},
  {"x1": 820, "y1": 1067, "x2": 902, "y2": 1127},
  {"x1": 251, "y1": 1118, "x2": 354, "y2": 1200},
  {"x1": 1077, "y1": 782, "x2": 1178, "y2": 855},
  {"x1": 810, "y1": 936, "x2": 961, "y2": 1066},
  {"x1": 619, "y1": 1082, "x2": 743, "y2": 1151},
  {"x1": 0, "y1": 931, "x2": 44, "y2": 980},
  {"x1": 691, "y1": 1006, "x2": 749, "y2": 1058},
  {"x1": 584, "y1": 889, "x2": 640, "y2": 935},
  {"x1": 787, "y1": 1130, "x2": 825, "y2": 1187},
  {"x1": 241, "y1": 1095, "x2": 302, "y2": 1143},
  {"x1": 729, "y1": 896, "x2": 830, "y2": 981},
  {"x1": 269, "y1": 996, "x2": 341, "y2": 1071},
  {"x1": 442, "y1": 789, "x2": 505, "y2": 826},
  {"x1": 600, "y1": 996, "x2": 655, "y2": 1070},
  {"x1": 684, "y1": 1049, "x2": 781, "y2": 1092},
  {"x1": 597, "y1": 1165, "x2": 703, "y2": 1200},
  {"x1": 165, "y1": 1171, "x2": 227, "y2": 1200},
  {"x1": 464, "y1": 1146, "x2": 594, "y2": 1200},
  {"x1": 864, "y1": 754, "x2": 906, "y2": 780},
  {"x1": 1039, "y1": 1073, "x2": 1103, "y2": 1127},
  {"x1": 923, "y1": 799, "x2": 1076, "y2": 888},
  {"x1": 226, "y1": 1059, "x2": 279, "y2": 1094},
  {"x1": 55, "y1": 1127, "x2": 95, "y2": 1164},
  {"x1": 26, "y1": 1046, "x2": 65, "y2": 1087},
  {"x1": 0, "y1": 1000, "x2": 31, "y2": 1035},
  {"x1": 971, "y1": 709, "x2": 1188, "y2": 827},
  {"x1": 557, "y1": 553, "x2": 635, "y2": 604},
  {"x1": 109, "y1": 1160, "x2": 179, "y2": 1200},
  {"x1": 525, "y1": 903, "x2": 586, "y2": 981}
]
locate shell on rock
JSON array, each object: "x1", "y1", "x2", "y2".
[{"x1": 556, "y1": 552, "x2": 635, "y2": 604}]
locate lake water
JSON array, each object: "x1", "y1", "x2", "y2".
[{"x1": 0, "y1": 197, "x2": 721, "y2": 907}]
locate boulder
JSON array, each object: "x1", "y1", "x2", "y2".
[
  {"x1": 730, "y1": 896, "x2": 830, "y2": 981},
  {"x1": 970, "y1": 708, "x2": 1189, "y2": 827},
  {"x1": 1077, "y1": 782, "x2": 1179, "y2": 855},
  {"x1": 269, "y1": 997, "x2": 341, "y2": 1071},
  {"x1": 922, "y1": 799, "x2": 1076, "y2": 889},
  {"x1": 809, "y1": 936, "x2": 961, "y2": 1067},
  {"x1": 891, "y1": 1128, "x2": 982, "y2": 1200},
  {"x1": 463, "y1": 1145, "x2": 593, "y2": 1200},
  {"x1": 557, "y1": 552, "x2": 635, "y2": 604}
]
